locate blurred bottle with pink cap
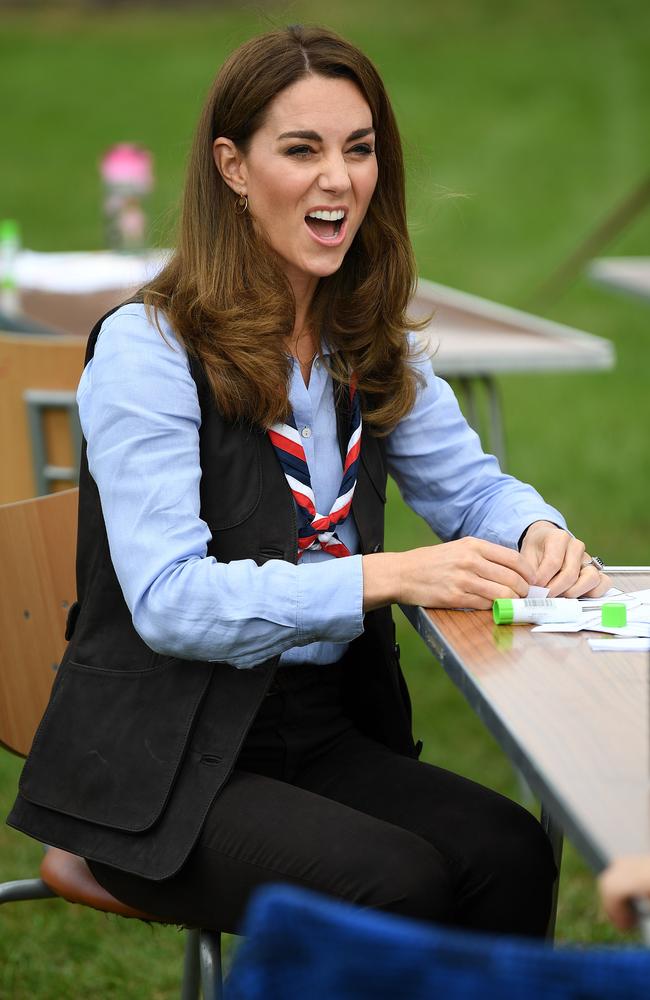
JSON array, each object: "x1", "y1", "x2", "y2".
[{"x1": 100, "y1": 143, "x2": 154, "y2": 252}]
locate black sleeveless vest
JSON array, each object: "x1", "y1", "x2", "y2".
[{"x1": 8, "y1": 306, "x2": 418, "y2": 880}]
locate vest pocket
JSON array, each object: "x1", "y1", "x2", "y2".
[{"x1": 20, "y1": 657, "x2": 210, "y2": 833}]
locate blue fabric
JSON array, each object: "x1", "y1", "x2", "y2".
[
  {"x1": 226, "y1": 885, "x2": 650, "y2": 1000},
  {"x1": 77, "y1": 303, "x2": 566, "y2": 669}
]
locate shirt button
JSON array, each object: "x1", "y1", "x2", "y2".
[
  {"x1": 301, "y1": 426, "x2": 312, "y2": 439},
  {"x1": 314, "y1": 360, "x2": 320, "y2": 369}
]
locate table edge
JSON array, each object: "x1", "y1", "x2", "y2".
[{"x1": 399, "y1": 602, "x2": 609, "y2": 872}]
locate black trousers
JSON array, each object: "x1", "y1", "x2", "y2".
[{"x1": 89, "y1": 661, "x2": 556, "y2": 937}]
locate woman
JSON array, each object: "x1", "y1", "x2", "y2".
[{"x1": 9, "y1": 25, "x2": 608, "y2": 937}]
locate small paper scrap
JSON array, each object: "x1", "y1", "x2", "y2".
[{"x1": 588, "y1": 638, "x2": 650, "y2": 652}]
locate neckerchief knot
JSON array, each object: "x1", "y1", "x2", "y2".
[{"x1": 268, "y1": 379, "x2": 361, "y2": 559}]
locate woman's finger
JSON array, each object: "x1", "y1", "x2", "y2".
[
  {"x1": 563, "y1": 569, "x2": 612, "y2": 599},
  {"x1": 531, "y1": 536, "x2": 571, "y2": 587},
  {"x1": 471, "y1": 539, "x2": 535, "y2": 581},
  {"x1": 477, "y1": 559, "x2": 532, "y2": 598},
  {"x1": 545, "y1": 537, "x2": 588, "y2": 596},
  {"x1": 472, "y1": 579, "x2": 531, "y2": 604}
]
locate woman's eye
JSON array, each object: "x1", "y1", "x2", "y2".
[
  {"x1": 347, "y1": 144, "x2": 374, "y2": 156},
  {"x1": 286, "y1": 145, "x2": 315, "y2": 158}
]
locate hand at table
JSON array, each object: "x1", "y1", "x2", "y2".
[
  {"x1": 362, "y1": 537, "x2": 535, "y2": 611},
  {"x1": 519, "y1": 521, "x2": 611, "y2": 598},
  {"x1": 598, "y1": 855, "x2": 650, "y2": 930}
]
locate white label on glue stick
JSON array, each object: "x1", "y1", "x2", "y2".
[{"x1": 509, "y1": 599, "x2": 583, "y2": 624}]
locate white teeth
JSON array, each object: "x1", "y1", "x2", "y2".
[{"x1": 306, "y1": 209, "x2": 345, "y2": 221}]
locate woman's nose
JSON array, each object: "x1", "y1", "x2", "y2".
[{"x1": 318, "y1": 154, "x2": 352, "y2": 193}]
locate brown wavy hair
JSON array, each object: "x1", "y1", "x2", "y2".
[{"x1": 144, "y1": 24, "x2": 425, "y2": 433}]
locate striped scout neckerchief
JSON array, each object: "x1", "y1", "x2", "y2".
[{"x1": 268, "y1": 380, "x2": 362, "y2": 559}]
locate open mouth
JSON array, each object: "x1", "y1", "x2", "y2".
[{"x1": 304, "y1": 209, "x2": 347, "y2": 241}]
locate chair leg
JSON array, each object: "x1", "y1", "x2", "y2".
[
  {"x1": 199, "y1": 930, "x2": 223, "y2": 1000},
  {"x1": 181, "y1": 928, "x2": 201, "y2": 1000},
  {"x1": 0, "y1": 878, "x2": 57, "y2": 904}
]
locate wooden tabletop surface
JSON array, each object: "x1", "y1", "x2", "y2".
[{"x1": 403, "y1": 571, "x2": 650, "y2": 872}]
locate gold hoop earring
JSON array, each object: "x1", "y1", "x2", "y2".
[{"x1": 235, "y1": 194, "x2": 248, "y2": 215}]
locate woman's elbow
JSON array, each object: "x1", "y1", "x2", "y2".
[
  {"x1": 131, "y1": 593, "x2": 257, "y2": 665},
  {"x1": 131, "y1": 599, "x2": 194, "y2": 658}
]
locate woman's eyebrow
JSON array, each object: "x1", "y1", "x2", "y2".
[{"x1": 276, "y1": 127, "x2": 375, "y2": 141}]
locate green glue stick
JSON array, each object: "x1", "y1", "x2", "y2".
[{"x1": 493, "y1": 598, "x2": 583, "y2": 625}]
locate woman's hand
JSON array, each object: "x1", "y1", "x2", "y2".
[
  {"x1": 362, "y1": 537, "x2": 535, "y2": 611},
  {"x1": 519, "y1": 521, "x2": 611, "y2": 598},
  {"x1": 598, "y1": 855, "x2": 650, "y2": 930}
]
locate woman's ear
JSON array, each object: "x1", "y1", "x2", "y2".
[{"x1": 213, "y1": 137, "x2": 247, "y2": 194}]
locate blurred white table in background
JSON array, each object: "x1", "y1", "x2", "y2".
[
  {"x1": 588, "y1": 256, "x2": 650, "y2": 304},
  {"x1": 411, "y1": 278, "x2": 614, "y2": 465}
]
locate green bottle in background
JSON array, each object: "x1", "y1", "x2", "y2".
[{"x1": 0, "y1": 219, "x2": 21, "y2": 317}]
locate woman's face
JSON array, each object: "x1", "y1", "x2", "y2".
[{"x1": 216, "y1": 74, "x2": 379, "y2": 299}]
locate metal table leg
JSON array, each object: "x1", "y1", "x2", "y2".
[
  {"x1": 455, "y1": 376, "x2": 507, "y2": 469},
  {"x1": 541, "y1": 804, "x2": 564, "y2": 941},
  {"x1": 482, "y1": 375, "x2": 507, "y2": 469},
  {"x1": 457, "y1": 377, "x2": 480, "y2": 441}
]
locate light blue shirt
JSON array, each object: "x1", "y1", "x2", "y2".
[{"x1": 77, "y1": 303, "x2": 567, "y2": 668}]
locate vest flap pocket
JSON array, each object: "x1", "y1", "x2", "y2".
[{"x1": 20, "y1": 658, "x2": 210, "y2": 833}]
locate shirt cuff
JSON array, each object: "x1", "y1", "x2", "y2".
[
  {"x1": 517, "y1": 519, "x2": 569, "y2": 550},
  {"x1": 488, "y1": 506, "x2": 569, "y2": 551},
  {"x1": 296, "y1": 554, "x2": 365, "y2": 645}
]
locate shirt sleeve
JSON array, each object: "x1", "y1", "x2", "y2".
[
  {"x1": 385, "y1": 343, "x2": 568, "y2": 548},
  {"x1": 77, "y1": 305, "x2": 364, "y2": 668}
]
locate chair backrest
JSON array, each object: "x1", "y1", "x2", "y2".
[
  {"x1": 227, "y1": 884, "x2": 650, "y2": 1000},
  {"x1": 0, "y1": 333, "x2": 86, "y2": 503},
  {"x1": 0, "y1": 488, "x2": 78, "y2": 758}
]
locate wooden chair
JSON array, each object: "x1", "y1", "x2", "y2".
[
  {"x1": 0, "y1": 488, "x2": 224, "y2": 999},
  {"x1": 0, "y1": 333, "x2": 86, "y2": 504}
]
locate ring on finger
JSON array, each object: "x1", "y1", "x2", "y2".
[{"x1": 581, "y1": 555, "x2": 604, "y2": 572}]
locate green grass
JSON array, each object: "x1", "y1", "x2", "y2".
[{"x1": 1, "y1": 1, "x2": 649, "y2": 993}]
